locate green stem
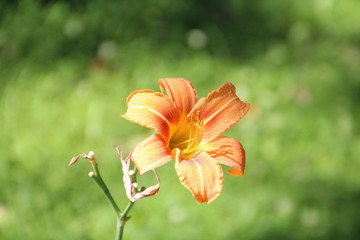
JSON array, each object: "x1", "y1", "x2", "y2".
[
  {"x1": 90, "y1": 163, "x2": 121, "y2": 218},
  {"x1": 116, "y1": 201, "x2": 136, "y2": 240}
]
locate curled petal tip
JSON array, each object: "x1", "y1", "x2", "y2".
[{"x1": 227, "y1": 168, "x2": 244, "y2": 177}]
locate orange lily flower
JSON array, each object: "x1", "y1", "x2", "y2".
[{"x1": 122, "y1": 78, "x2": 250, "y2": 204}]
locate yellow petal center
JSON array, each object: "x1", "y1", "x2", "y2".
[{"x1": 169, "y1": 111, "x2": 204, "y2": 158}]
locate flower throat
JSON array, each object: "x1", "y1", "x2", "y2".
[{"x1": 169, "y1": 111, "x2": 204, "y2": 156}]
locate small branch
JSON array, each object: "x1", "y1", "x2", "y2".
[
  {"x1": 89, "y1": 163, "x2": 122, "y2": 218},
  {"x1": 70, "y1": 150, "x2": 139, "y2": 240}
]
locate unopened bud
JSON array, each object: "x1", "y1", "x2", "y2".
[
  {"x1": 132, "y1": 182, "x2": 138, "y2": 188},
  {"x1": 88, "y1": 151, "x2": 95, "y2": 159},
  {"x1": 88, "y1": 171, "x2": 95, "y2": 177},
  {"x1": 69, "y1": 156, "x2": 79, "y2": 166},
  {"x1": 129, "y1": 170, "x2": 135, "y2": 176}
]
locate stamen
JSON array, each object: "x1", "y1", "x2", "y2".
[{"x1": 182, "y1": 111, "x2": 204, "y2": 155}]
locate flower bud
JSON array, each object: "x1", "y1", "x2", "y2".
[{"x1": 88, "y1": 151, "x2": 95, "y2": 159}]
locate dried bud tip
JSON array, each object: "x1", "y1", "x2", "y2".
[{"x1": 69, "y1": 156, "x2": 79, "y2": 166}]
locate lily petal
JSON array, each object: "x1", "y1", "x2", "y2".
[
  {"x1": 122, "y1": 90, "x2": 180, "y2": 140},
  {"x1": 175, "y1": 150, "x2": 223, "y2": 204},
  {"x1": 132, "y1": 134, "x2": 173, "y2": 174},
  {"x1": 190, "y1": 82, "x2": 250, "y2": 143},
  {"x1": 159, "y1": 78, "x2": 197, "y2": 116},
  {"x1": 200, "y1": 136, "x2": 245, "y2": 176}
]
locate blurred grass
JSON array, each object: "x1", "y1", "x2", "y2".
[{"x1": 1, "y1": 0, "x2": 360, "y2": 239}]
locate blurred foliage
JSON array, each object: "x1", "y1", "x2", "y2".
[
  {"x1": 1, "y1": 0, "x2": 360, "y2": 239},
  {"x1": 2, "y1": 0, "x2": 360, "y2": 66}
]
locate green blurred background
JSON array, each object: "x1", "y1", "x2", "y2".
[{"x1": 1, "y1": 0, "x2": 360, "y2": 239}]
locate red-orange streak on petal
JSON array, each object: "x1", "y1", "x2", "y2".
[
  {"x1": 122, "y1": 90, "x2": 180, "y2": 141},
  {"x1": 202, "y1": 136, "x2": 246, "y2": 177},
  {"x1": 159, "y1": 78, "x2": 197, "y2": 115},
  {"x1": 175, "y1": 150, "x2": 223, "y2": 204},
  {"x1": 190, "y1": 82, "x2": 250, "y2": 143},
  {"x1": 132, "y1": 134, "x2": 173, "y2": 174}
]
